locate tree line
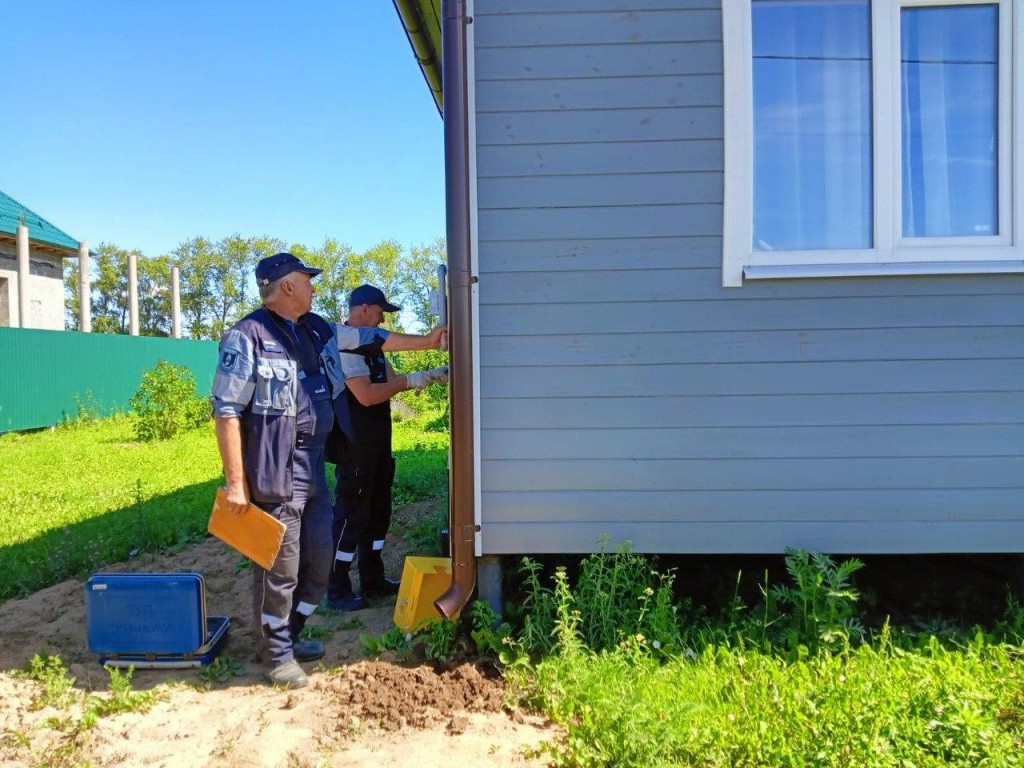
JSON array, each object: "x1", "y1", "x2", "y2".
[{"x1": 63, "y1": 235, "x2": 447, "y2": 339}]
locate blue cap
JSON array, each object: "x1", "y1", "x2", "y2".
[
  {"x1": 349, "y1": 284, "x2": 401, "y2": 312},
  {"x1": 254, "y1": 252, "x2": 321, "y2": 287}
]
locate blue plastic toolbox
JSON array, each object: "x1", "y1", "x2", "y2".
[
  {"x1": 98, "y1": 616, "x2": 231, "y2": 668},
  {"x1": 85, "y1": 573, "x2": 228, "y2": 664}
]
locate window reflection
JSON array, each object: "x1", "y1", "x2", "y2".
[
  {"x1": 901, "y1": 5, "x2": 998, "y2": 238},
  {"x1": 752, "y1": 0, "x2": 872, "y2": 251}
]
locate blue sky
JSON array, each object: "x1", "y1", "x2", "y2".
[{"x1": 3, "y1": 2, "x2": 445, "y2": 258}]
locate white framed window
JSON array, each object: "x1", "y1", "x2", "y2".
[{"x1": 722, "y1": 0, "x2": 1024, "y2": 286}]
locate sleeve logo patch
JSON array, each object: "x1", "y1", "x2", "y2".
[{"x1": 220, "y1": 351, "x2": 238, "y2": 370}]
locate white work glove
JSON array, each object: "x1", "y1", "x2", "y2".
[{"x1": 406, "y1": 366, "x2": 449, "y2": 390}]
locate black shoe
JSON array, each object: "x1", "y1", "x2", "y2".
[
  {"x1": 293, "y1": 638, "x2": 325, "y2": 663},
  {"x1": 326, "y1": 594, "x2": 368, "y2": 612},
  {"x1": 362, "y1": 577, "x2": 401, "y2": 600}
]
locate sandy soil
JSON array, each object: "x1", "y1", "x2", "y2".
[{"x1": 0, "y1": 506, "x2": 558, "y2": 768}]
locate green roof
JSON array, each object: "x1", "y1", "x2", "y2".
[{"x1": 0, "y1": 189, "x2": 80, "y2": 253}]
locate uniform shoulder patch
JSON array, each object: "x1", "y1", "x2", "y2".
[{"x1": 220, "y1": 350, "x2": 238, "y2": 370}]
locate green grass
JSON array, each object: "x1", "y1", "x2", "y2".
[
  {"x1": 0, "y1": 410, "x2": 450, "y2": 600},
  {"x1": 520, "y1": 635, "x2": 1024, "y2": 768},
  {"x1": 390, "y1": 405, "x2": 449, "y2": 506},
  {"x1": 0, "y1": 415, "x2": 223, "y2": 599}
]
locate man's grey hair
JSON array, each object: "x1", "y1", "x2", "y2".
[{"x1": 259, "y1": 275, "x2": 286, "y2": 301}]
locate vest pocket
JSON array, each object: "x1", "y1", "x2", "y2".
[{"x1": 253, "y1": 360, "x2": 295, "y2": 413}]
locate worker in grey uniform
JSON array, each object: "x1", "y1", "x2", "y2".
[
  {"x1": 327, "y1": 284, "x2": 448, "y2": 610},
  {"x1": 212, "y1": 253, "x2": 446, "y2": 689}
]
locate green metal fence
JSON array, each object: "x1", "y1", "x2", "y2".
[{"x1": 0, "y1": 327, "x2": 219, "y2": 432}]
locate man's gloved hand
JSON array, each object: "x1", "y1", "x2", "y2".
[
  {"x1": 425, "y1": 365, "x2": 448, "y2": 386},
  {"x1": 406, "y1": 366, "x2": 449, "y2": 390}
]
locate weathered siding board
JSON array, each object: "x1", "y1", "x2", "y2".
[
  {"x1": 483, "y1": 328, "x2": 1023, "y2": 365},
  {"x1": 475, "y1": 75, "x2": 723, "y2": 112},
  {"x1": 485, "y1": 457, "x2": 1021, "y2": 491},
  {"x1": 476, "y1": 42, "x2": 724, "y2": 81},
  {"x1": 482, "y1": 521, "x2": 1024, "y2": 555},
  {"x1": 479, "y1": 360, "x2": 1023, "y2": 397},
  {"x1": 481, "y1": 491, "x2": 1024, "y2": 524},
  {"x1": 478, "y1": 172, "x2": 723, "y2": 208},
  {"x1": 478, "y1": 204, "x2": 722, "y2": 239},
  {"x1": 482, "y1": 393, "x2": 1023, "y2": 430},
  {"x1": 483, "y1": 426, "x2": 1024, "y2": 460},
  {"x1": 470, "y1": 0, "x2": 1024, "y2": 555},
  {"x1": 479, "y1": 297, "x2": 1023, "y2": 335},
  {"x1": 478, "y1": 238, "x2": 722, "y2": 271},
  {"x1": 477, "y1": 142, "x2": 724, "y2": 177},
  {"x1": 480, "y1": 0, "x2": 721, "y2": 12},
  {"x1": 477, "y1": 107, "x2": 723, "y2": 145},
  {"x1": 480, "y1": 270, "x2": 1024, "y2": 303},
  {"x1": 474, "y1": 10, "x2": 721, "y2": 47}
]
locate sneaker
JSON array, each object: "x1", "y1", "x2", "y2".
[
  {"x1": 326, "y1": 594, "x2": 368, "y2": 612},
  {"x1": 362, "y1": 577, "x2": 401, "y2": 599},
  {"x1": 266, "y1": 660, "x2": 307, "y2": 689},
  {"x1": 293, "y1": 639, "x2": 325, "y2": 663}
]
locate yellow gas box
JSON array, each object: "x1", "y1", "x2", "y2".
[{"x1": 393, "y1": 556, "x2": 459, "y2": 632}]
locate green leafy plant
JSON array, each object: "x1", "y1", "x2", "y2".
[
  {"x1": 421, "y1": 619, "x2": 460, "y2": 661},
  {"x1": 83, "y1": 665, "x2": 161, "y2": 724},
  {"x1": 515, "y1": 557, "x2": 560, "y2": 658},
  {"x1": 60, "y1": 390, "x2": 105, "y2": 429},
  {"x1": 512, "y1": 542, "x2": 683, "y2": 659},
  {"x1": 770, "y1": 548, "x2": 866, "y2": 653},
  {"x1": 361, "y1": 626, "x2": 413, "y2": 658},
  {"x1": 469, "y1": 600, "x2": 512, "y2": 658},
  {"x1": 197, "y1": 655, "x2": 246, "y2": 685},
  {"x1": 17, "y1": 654, "x2": 76, "y2": 711},
  {"x1": 299, "y1": 624, "x2": 331, "y2": 641},
  {"x1": 129, "y1": 359, "x2": 210, "y2": 441}
]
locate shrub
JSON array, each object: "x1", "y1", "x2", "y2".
[{"x1": 129, "y1": 360, "x2": 210, "y2": 441}]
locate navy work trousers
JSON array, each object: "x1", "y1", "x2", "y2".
[{"x1": 251, "y1": 435, "x2": 332, "y2": 665}]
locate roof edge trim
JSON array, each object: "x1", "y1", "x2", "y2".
[{"x1": 392, "y1": 0, "x2": 443, "y2": 115}]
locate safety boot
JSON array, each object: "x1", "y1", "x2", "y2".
[{"x1": 266, "y1": 660, "x2": 307, "y2": 689}]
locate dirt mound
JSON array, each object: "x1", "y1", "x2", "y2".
[{"x1": 326, "y1": 660, "x2": 506, "y2": 732}]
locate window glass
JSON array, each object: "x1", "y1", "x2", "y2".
[
  {"x1": 752, "y1": 0, "x2": 872, "y2": 251},
  {"x1": 901, "y1": 5, "x2": 998, "y2": 238}
]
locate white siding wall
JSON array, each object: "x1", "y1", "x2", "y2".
[{"x1": 471, "y1": 0, "x2": 1024, "y2": 554}]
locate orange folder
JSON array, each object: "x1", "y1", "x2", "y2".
[{"x1": 207, "y1": 488, "x2": 286, "y2": 570}]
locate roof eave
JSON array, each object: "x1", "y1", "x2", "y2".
[{"x1": 392, "y1": 0, "x2": 443, "y2": 115}]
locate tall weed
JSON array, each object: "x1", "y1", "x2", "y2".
[
  {"x1": 512, "y1": 541, "x2": 682, "y2": 658},
  {"x1": 769, "y1": 548, "x2": 866, "y2": 653}
]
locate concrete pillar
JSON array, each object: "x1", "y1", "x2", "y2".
[
  {"x1": 16, "y1": 223, "x2": 29, "y2": 328},
  {"x1": 78, "y1": 242, "x2": 91, "y2": 332},
  {"x1": 170, "y1": 265, "x2": 181, "y2": 339},
  {"x1": 127, "y1": 251, "x2": 139, "y2": 336},
  {"x1": 477, "y1": 555, "x2": 503, "y2": 619}
]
